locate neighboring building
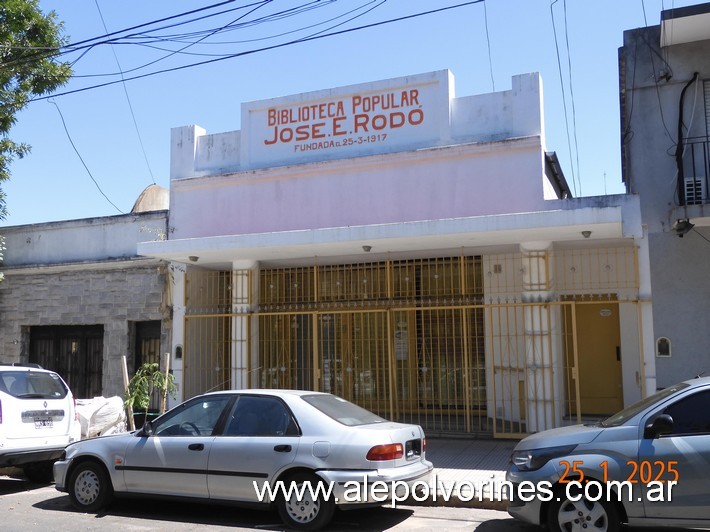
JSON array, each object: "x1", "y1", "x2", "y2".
[
  {"x1": 0, "y1": 186, "x2": 171, "y2": 399},
  {"x1": 140, "y1": 70, "x2": 652, "y2": 437},
  {"x1": 619, "y1": 4, "x2": 710, "y2": 388}
]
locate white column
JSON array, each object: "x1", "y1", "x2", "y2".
[
  {"x1": 520, "y1": 241, "x2": 562, "y2": 432},
  {"x1": 636, "y1": 226, "x2": 656, "y2": 397},
  {"x1": 231, "y1": 260, "x2": 259, "y2": 390},
  {"x1": 169, "y1": 262, "x2": 186, "y2": 407}
]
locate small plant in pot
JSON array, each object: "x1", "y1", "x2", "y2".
[{"x1": 124, "y1": 362, "x2": 176, "y2": 430}]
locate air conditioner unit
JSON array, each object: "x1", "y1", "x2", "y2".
[{"x1": 684, "y1": 176, "x2": 705, "y2": 205}]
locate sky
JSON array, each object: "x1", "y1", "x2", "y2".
[{"x1": 1, "y1": 0, "x2": 703, "y2": 227}]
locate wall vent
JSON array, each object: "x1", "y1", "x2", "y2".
[{"x1": 684, "y1": 176, "x2": 705, "y2": 205}]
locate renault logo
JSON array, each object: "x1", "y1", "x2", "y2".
[{"x1": 43, "y1": 401, "x2": 48, "y2": 409}]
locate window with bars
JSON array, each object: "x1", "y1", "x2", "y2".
[
  {"x1": 29, "y1": 325, "x2": 104, "y2": 399},
  {"x1": 258, "y1": 256, "x2": 484, "y2": 306}
]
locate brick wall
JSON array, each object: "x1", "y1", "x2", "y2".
[{"x1": 0, "y1": 261, "x2": 171, "y2": 398}]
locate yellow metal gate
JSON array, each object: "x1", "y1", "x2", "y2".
[{"x1": 182, "y1": 247, "x2": 641, "y2": 437}]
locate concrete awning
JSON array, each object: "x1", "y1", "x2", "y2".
[{"x1": 138, "y1": 195, "x2": 641, "y2": 269}]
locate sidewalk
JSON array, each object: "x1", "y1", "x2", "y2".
[{"x1": 421, "y1": 438, "x2": 518, "y2": 510}]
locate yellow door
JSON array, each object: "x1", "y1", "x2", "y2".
[{"x1": 575, "y1": 302, "x2": 623, "y2": 416}]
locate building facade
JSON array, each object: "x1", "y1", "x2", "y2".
[
  {"x1": 0, "y1": 190, "x2": 172, "y2": 399},
  {"x1": 619, "y1": 4, "x2": 710, "y2": 388},
  {"x1": 141, "y1": 71, "x2": 653, "y2": 437}
]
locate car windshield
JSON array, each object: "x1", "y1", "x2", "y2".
[
  {"x1": 302, "y1": 394, "x2": 386, "y2": 426},
  {"x1": 0, "y1": 371, "x2": 68, "y2": 399},
  {"x1": 601, "y1": 382, "x2": 690, "y2": 427}
]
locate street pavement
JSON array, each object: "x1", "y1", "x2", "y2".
[
  {"x1": 0, "y1": 475, "x2": 700, "y2": 531},
  {"x1": 424, "y1": 437, "x2": 516, "y2": 510},
  {"x1": 0, "y1": 474, "x2": 528, "y2": 531},
  {"x1": 0, "y1": 438, "x2": 519, "y2": 530},
  {"x1": 1, "y1": 449, "x2": 705, "y2": 531}
]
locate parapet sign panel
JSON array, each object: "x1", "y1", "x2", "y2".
[{"x1": 242, "y1": 71, "x2": 450, "y2": 168}]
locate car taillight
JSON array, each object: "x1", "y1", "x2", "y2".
[
  {"x1": 367, "y1": 443, "x2": 404, "y2": 461},
  {"x1": 423, "y1": 437, "x2": 426, "y2": 452}
]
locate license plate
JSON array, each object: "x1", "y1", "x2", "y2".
[
  {"x1": 34, "y1": 418, "x2": 53, "y2": 429},
  {"x1": 405, "y1": 439, "x2": 422, "y2": 458}
]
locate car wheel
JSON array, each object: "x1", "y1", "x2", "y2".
[
  {"x1": 22, "y1": 461, "x2": 55, "y2": 483},
  {"x1": 68, "y1": 461, "x2": 114, "y2": 513},
  {"x1": 276, "y1": 472, "x2": 335, "y2": 531},
  {"x1": 547, "y1": 485, "x2": 620, "y2": 532}
]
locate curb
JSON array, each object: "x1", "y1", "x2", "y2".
[
  {"x1": 405, "y1": 495, "x2": 509, "y2": 511},
  {"x1": 401, "y1": 480, "x2": 510, "y2": 511}
]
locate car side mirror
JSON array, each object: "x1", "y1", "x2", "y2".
[
  {"x1": 644, "y1": 414, "x2": 673, "y2": 439},
  {"x1": 138, "y1": 421, "x2": 154, "y2": 437}
]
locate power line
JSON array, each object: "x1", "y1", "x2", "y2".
[
  {"x1": 94, "y1": 0, "x2": 156, "y2": 185},
  {"x1": 68, "y1": 0, "x2": 242, "y2": 48},
  {"x1": 48, "y1": 100, "x2": 124, "y2": 214},
  {"x1": 483, "y1": 0, "x2": 495, "y2": 91},
  {"x1": 32, "y1": 1, "x2": 485, "y2": 102},
  {"x1": 131, "y1": 0, "x2": 334, "y2": 43},
  {"x1": 291, "y1": 0, "x2": 387, "y2": 41},
  {"x1": 0, "y1": 0, "x2": 323, "y2": 72},
  {"x1": 0, "y1": 0, "x2": 241, "y2": 70},
  {"x1": 84, "y1": 0, "x2": 277, "y2": 85},
  {"x1": 641, "y1": 0, "x2": 675, "y2": 144},
  {"x1": 550, "y1": 0, "x2": 578, "y2": 197},
  {"x1": 562, "y1": 0, "x2": 581, "y2": 195},
  {"x1": 68, "y1": 1, "x2": 372, "y2": 78},
  {"x1": 77, "y1": 0, "x2": 383, "y2": 68},
  {"x1": 6, "y1": 1, "x2": 352, "y2": 78},
  {"x1": 622, "y1": 26, "x2": 639, "y2": 147},
  {"x1": 640, "y1": 27, "x2": 675, "y2": 145},
  {"x1": 72, "y1": 1, "x2": 371, "y2": 78}
]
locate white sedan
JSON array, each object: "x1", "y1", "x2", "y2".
[{"x1": 54, "y1": 389, "x2": 433, "y2": 530}]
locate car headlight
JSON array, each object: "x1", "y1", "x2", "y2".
[{"x1": 511, "y1": 444, "x2": 577, "y2": 471}]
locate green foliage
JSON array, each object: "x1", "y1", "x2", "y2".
[
  {"x1": 124, "y1": 362, "x2": 177, "y2": 419},
  {"x1": 0, "y1": 0, "x2": 72, "y2": 217}
]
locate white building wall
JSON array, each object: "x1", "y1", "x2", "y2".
[
  {"x1": 167, "y1": 71, "x2": 552, "y2": 241},
  {"x1": 620, "y1": 11, "x2": 710, "y2": 388},
  {"x1": 2, "y1": 211, "x2": 168, "y2": 267},
  {"x1": 170, "y1": 138, "x2": 546, "y2": 240},
  {"x1": 450, "y1": 72, "x2": 543, "y2": 144}
]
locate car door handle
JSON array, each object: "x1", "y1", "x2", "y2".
[
  {"x1": 274, "y1": 444, "x2": 292, "y2": 453},
  {"x1": 188, "y1": 443, "x2": 205, "y2": 451}
]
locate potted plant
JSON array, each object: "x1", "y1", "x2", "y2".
[{"x1": 124, "y1": 361, "x2": 176, "y2": 430}]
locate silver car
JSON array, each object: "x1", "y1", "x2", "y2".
[
  {"x1": 54, "y1": 389, "x2": 432, "y2": 531},
  {"x1": 506, "y1": 376, "x2": 710, "y2": 531}
]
